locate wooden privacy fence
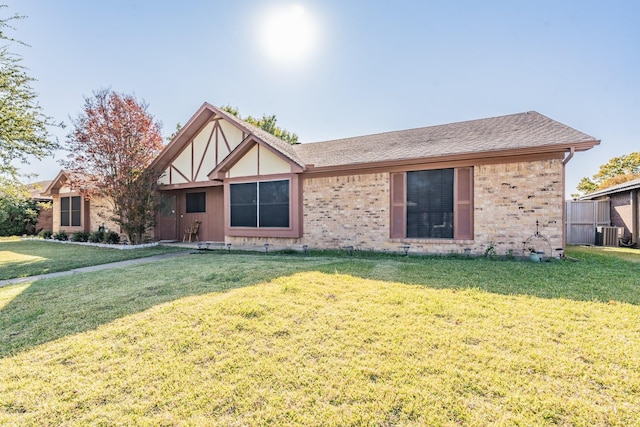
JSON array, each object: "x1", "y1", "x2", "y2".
[{"x1": 565, "y1": 200, "x2": 610, "y2": 245}]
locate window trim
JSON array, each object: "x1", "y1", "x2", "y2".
[
  {"x1": 390, "y1": 167, "x2": 474, "y2": 241},
  {"x1": 406, "y1": 168, "x2": 455, "y2": 239},
  {"x1": 224, "y1": 173, "x2": 302, "y2": 238},
  {"x1": 230, "y1": 179, "x2": 290, "y2": 229},
  {"x1": 185, "y1": 191, "x2": 206, "y2": 213},
  {"x1": 60, "y1": 195, "x2": 82, "y2": 228}
]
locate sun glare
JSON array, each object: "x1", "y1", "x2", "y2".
[{"x1": 260, "y1": 4, "x2": 318, "y2": 65}]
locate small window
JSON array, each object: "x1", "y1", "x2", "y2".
[
  {"x1": 71, "y1": 196, "x2": 81, "y2": 227},
  {"x1": 186, "y1": 192, "x2": 206, "y2": 213},
  {"x1": 60, "y1": 196, "x2": 81, "y2": 227},
  {"x1": 60, "y1": 197, "x2": 70, "y2": 227}
]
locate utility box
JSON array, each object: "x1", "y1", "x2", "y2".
[{"x1": 595, "y1": 226, "x2": 624, "y2": 246}]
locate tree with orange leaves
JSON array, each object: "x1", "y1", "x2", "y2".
[
  {"x1": 576, "y1": 152, "x2": 640, "y2": 195},
  {"x1": 62, "y1": 89, "x2": 164, "y2": 244}
]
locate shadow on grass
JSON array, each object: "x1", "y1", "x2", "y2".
[
  {"x1": 0, "y1": 240, "x2": 185, "y2": 280},
  {"x1": 0, "y1": 254, "x2": 333, "y2": 358},
  {"x1": 1, "y1": 247, "x2": 638, "y2": 358}
]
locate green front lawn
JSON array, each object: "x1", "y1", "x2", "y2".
[
  {"x1": 0, "y1": 238, "x2": 186, "y2": 280},
  {"x1": 0, "y1": 247, "x2": 639, "y2": 425}
]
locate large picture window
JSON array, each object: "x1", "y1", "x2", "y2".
[
  {"x1": 391, "y1": 167, "x2": 473, "y2": 240},
  {"x1": 60, "y1": 196, "x2": 81, "y2": 227},
  {"x1": 230, "y1": 180, "x2": 290, "y2": 228},
  {"x1": 186, "y1": 192, "x2": 206, "y2": 213}
]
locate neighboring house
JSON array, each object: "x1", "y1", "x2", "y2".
[
  {"x1": 580, "y1": 178, "x2": 640, "y2": 245},
  {"x1": 26, "y1": 180, "x2": 53, "y2": 233},
  {"x1": 151, "y1": 103, "x2": 599, "y2": 255},
  {"x1": 43, "y1": 171, "x2": 120, "y2": 235}
]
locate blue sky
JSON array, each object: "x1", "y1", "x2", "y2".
[{"x1": 5, "y1": 1, "x2": 639, "y2": 194}]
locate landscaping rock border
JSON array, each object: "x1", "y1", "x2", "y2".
[{"x1": 21, "y1": 237, "x2": 159, "y2": 250}]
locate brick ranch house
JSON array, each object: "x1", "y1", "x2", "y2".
[
  {"x1": 580, "y1": 178, "x2": 640, "y2": 246},
  {"x1": 46, "y1": 103, "x2": 600, "y2": 255}
]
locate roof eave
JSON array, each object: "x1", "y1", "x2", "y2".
[
  {"x1": 303, "y1": 142, "x2": 599, "y2": 175},
  {"x1": 580, "y1": 179, "x2": 640, "y2": 199}
]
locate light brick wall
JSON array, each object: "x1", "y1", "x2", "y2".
[
  {"x1": 474, "y1": 158, "x2": 564, "y2": 257},
  {"x1": 89, "y1": 195, "x2": 120, "y2": 234},
  {"x1": 302, "y1": 173, "x2": 390, "y2": 249},
  {"x1": 51, "y1": 192, "x2": 119, "y2": 235},
  {"x1": 227, "y1": 158, "x2": 565, "y2": 256},
  {"x1": 51, "y1": 194, "x2": 61, "y2": 232}
]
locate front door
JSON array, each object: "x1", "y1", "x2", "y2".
[{"x1": 156, "y1": 193, "x2": 177, "y2": 241}]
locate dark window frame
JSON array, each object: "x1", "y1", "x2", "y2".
[
  {"x1": 186, "y1": 192, "x2": 206, "y2": 213},
  {"x1": 390, "y1": 167, "x2": 473, "y2": 240},
  {"x1": 406, "y1": 169, "x2": 454, "y2": 239},
  {"x1": 230, "y1": 179, "x2": 290, "y2": 229},
  {"x1": 60, "y1": 195, "x2": 81, "y2": 227}
]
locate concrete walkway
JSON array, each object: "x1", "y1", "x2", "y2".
[{"x1": 0, "y1": 250, "x2": 191, "y2": 288}]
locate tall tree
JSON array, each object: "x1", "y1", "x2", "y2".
[
  {"x1": 0, "y1": 5, "x2": 58, "y2": 180},
  {"x1": 62, "y1": 89, "x2": 163, "y2": 244},
  {"x1": 576, "y1": 152, "x2": 640, "y2": 194},
  {"x1": 221, "y1": 105, "x2": 299, "y2": 144},
  {"x1": 0, "y1": 176, "x2": 38, "y2": 236}
]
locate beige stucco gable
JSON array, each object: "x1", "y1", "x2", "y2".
[
  {"x1": 209, "y1": 136, "x2": 303, "y2": 181},
  {"x1": 157, "y1": 116, "x2": 247, "y2": 186},
  {"x1": 226, "y1": 143, "x2": 294, "y2": 178}
]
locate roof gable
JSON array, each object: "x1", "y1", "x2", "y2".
[
  {"x1": 152, "y1": 103, "x2": 305, "y2": 186},
  {"x1": 43, "y1": 170, "x2": 98, "y2": 196}
]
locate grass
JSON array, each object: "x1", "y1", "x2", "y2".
[
  {"x1": 0, "y1": 238, "x2": 186, "y2": 280},
  {"x1": 0, "y1": 246, "x2": 639, "y2": 425}
]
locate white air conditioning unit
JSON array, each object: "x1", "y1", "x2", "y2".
[{"x1": 596, "y1": 226, "x2": 624, "y2": 247}]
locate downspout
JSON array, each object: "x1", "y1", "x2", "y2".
[
  {"x1": 561, "y1": 146, "x2": 576, "y2": 252},
  {"x1": 632, "y1": 189, "x2": 639, "y2": 244},
  {"x1": 562, "y1": 146, "x2": 576, "y2": 166}
]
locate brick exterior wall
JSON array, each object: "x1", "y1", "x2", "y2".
[
  {"x1": 35, "y1": 201, "x2": 53, "y2": 233},
  {"x1": 51, "y1": 193, "x2": 119, "y2": 236},
  {"x1": 474, "y1": 158, "x2": 564, "y2": 257},
  {"x1": 89, "y1": 194, "x2": 120, "y2": 233},
  {"x1": 226, "y1": 158, "x2": 565, "y2": 256},
  {"x1": 302, "y1": 173, "x2": 390, "y2": 249},
  {"x1": 610, "y1": 193, "x2": 633, "y2": 239}
]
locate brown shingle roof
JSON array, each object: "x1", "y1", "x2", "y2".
[
  {"x1": 580, "y1": 178, "x2": 640, "y2": 200},
  {"x1": 293, "y1": 111, "x2": 598, "y2": 168},
  {"x1": 26, "y1": 181, "x2": 53, "y2": 200}
]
